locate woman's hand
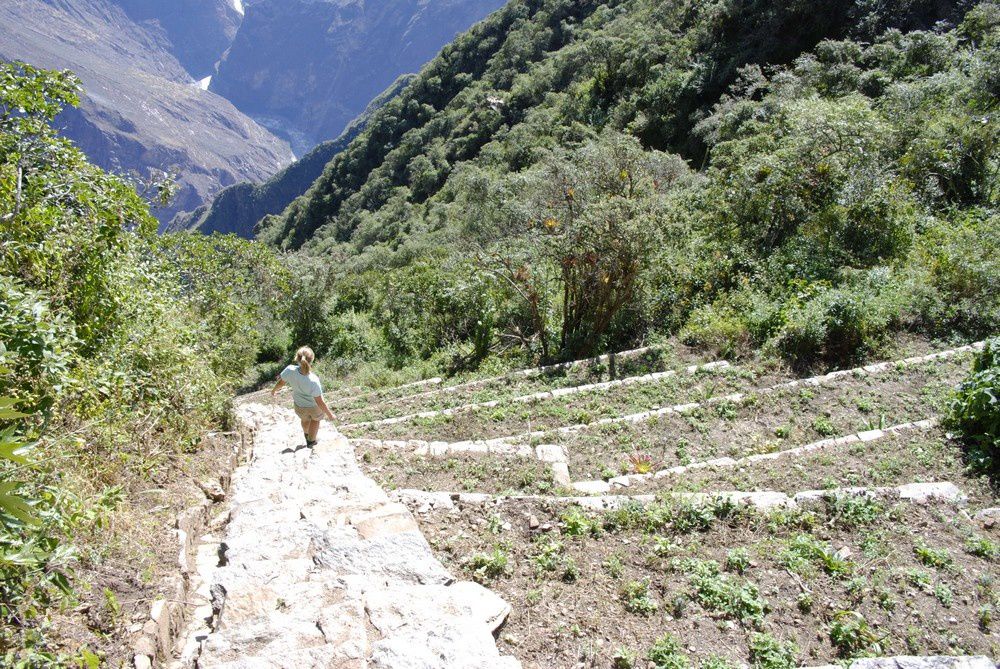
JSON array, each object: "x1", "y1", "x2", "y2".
[{"x1": 316, "y1": 396, "x2": 336, "y2": 422}]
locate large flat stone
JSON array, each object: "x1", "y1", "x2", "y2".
[
  {"x1": 850, "y1": 657, "x2": 997, "y2": 669},
  {"x1": 350, "y1": 503, "x2": 420, "y2": 540},
  {"x1": 369, "y1": 624, "x2": 520, "y2": 669},
  {"x1": 311, "y1": 529, "x2": 453, "y2": 585},
  {"x1": 366, "y1": 581, "x2": 511, "y2": 635}
]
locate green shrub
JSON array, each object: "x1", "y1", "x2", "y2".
[
  {"x1": 945, "y1": 337, "x2": 1000, "y2": 475},
  {"x1": 769, "y1": 280, "x2": 897, "y2": 368},
  {"x1": 680, "y1": 302, "x2": 751, "y2": 358},
  {"x1": 904, "y1": 212, "x2": 1000, "y2": 337}
]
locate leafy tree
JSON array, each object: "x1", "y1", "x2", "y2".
[{"x1": 466, "y1": 132, "x2": 691, "y2": 358}]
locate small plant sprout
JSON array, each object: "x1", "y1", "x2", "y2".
[
  {"x1": 669, "y1": 593, "x2": 688, "y2": 618},
  {"x1": 913, "y1": 540, "x2": 953, "y2": 570},
  {"x1": 621, "y1": 579, "x2": 658, "y2": 615},
  {"x1": 467, "y1": 547, "x2": 509, "y2": 582},
  {"x1": 532, "y1": 537, "x2": 565, "y2": 574},
  {"x1": 812, "y1": 416, "x2": 837, "y2": 437},
  {"x1": 560, "y1": 507, "x2": 598, "y2": 537},
  {"x1": 965, "y1": 534, "x2": 999, "y2": 561},
  {"x1": 829, "y1": 610, "x2": 884, "y2": 657},
  {"x1": 748, "y1": 632, "x2": 797, "y2": 669},
  {"x1": 684, "y1": 559, "x2": 768, "y2": 624},
  {"x1": 725, "y1": 548, "x2": 751, "y2": 574},
  {"x1": 828, "y1": 495, "x2": 884, "y2": 528},
  {"x1": 978, "y1": 604, "x2": 994, "y2": 631},
  {"x1": 603, "y1": 553, "x2": 625, "y2": 578},
  {"x1": 781, "y1": 534, "x2": 851, "y2": 577},
  {"x1": 561, "y1": 556, "x2": 580, "y2": 583},
  {"x1": 934, "y1": 583, "x2": 954, "y2": 607},
  {"x1": 487, "y1": 514, "x2": 504, "y2": 535},
  {"x1": 613, "y1": 647, "x2": 637, "y2": 669},
  {"x1": 647, "y1": 633, "x2": 690, "y2": 669},
  {"x1": 701, "y1": 655, "x2": 737, "y2": 669},
  {"x1": 628, "y1": 451, "x2": 657, "y2": 474},
  {"x1": 652, "y1": 536, "x2": 679, "y2": 559},
  {"x1": 900, "y1": 567, "x2": 932, "y2": 592}
]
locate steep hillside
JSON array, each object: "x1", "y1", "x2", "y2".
[
  {"x1": 265, "y1": 0, "x2": 974, "y2": 250},
  {"x1": 169, "y1": 74, "x2": 415, "y2": 238},
  {"x1": 209, "y1": 0, "x2": 507, "y2": 153},
  {"x1": 256, "y1": 0, "x2": 996, "y2": 378},
  {"x1": 110, "y1": 0, "x2": 241, "y2": 77},
  {"x1": 0, "y1": 0, "x2": 294, "y2": 222}
]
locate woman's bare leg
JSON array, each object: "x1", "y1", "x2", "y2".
[
  {"x1": 307, "y1": 418, "x2": 321, "y2": 443},
  {"x1": 299, "y1": 417, "x2": 311, "y2": 443}
]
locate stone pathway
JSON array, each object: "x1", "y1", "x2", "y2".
[{"x1": 195, "y1": 402, "x2": 521, "y2": 668}]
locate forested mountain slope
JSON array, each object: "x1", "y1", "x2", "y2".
[
  {"x1": 261, "y1": 0, "x2": 997, "y2": 375},
  {"x1": 264, "y1": 0, "x2": 974, "y2": 249}
]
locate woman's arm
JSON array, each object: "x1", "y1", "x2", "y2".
[
  {"x1": 315, "y1": 395, "x2": 336, "y2": 422},
  {"x1": 270, "y1": 377, "x2": 287, "y2": 396}
]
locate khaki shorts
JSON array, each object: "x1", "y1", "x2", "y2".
[{"x1": 294, "y1": 405, "x2": 325, "y2": 421}]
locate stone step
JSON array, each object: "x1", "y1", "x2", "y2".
[
  {"x1": 570, "y1": 417, "x2": 939, "y2": 493},
  {"x1": 194, "y1": 403, "x2": 520, "y2": 669},
  {"x1": 394, "y1": 480, "x2": 969, "y2": 513},
  {"x1": 362, "y1": 341, "x2": 982, "y2": 450},
  {"x1": 341, "y1": 360, "x2": 730, "y2": 429}
]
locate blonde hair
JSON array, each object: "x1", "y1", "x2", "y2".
[{"x1": 294, "y1": 346, "x2": 316, "y2": 374}]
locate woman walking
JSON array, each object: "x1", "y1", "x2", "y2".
[{"x1": 271, "y1": 346, "x2": 335, "y2": 448}]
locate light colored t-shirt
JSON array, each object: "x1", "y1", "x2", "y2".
[{"x1": 280, "y1": 365, "x2": 323, "y2": 408}]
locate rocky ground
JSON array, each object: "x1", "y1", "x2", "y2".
[{"x1": 173, "y1": 341, "x2": 998, "y2": 668}]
